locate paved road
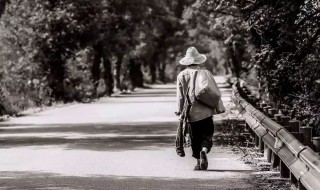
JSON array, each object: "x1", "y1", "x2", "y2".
[{"x1": 0, "y1": 77, "x2": 262, "y2": 189}]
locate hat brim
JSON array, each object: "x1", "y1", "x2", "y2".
[{"x1": 179, "y1": 54, "x2": 207, "y2": 66}]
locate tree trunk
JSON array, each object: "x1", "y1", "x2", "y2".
[
  {"x1": 0, "y1": 0, "x2": 9, "y2": 17},
  {"x1": 136, "y1": 62, "x2": 144, "y2": 87},
  {"x1": 49, "y1": 60, "x2": 65, "y2": 101},
  {"x1": 159, "y1": 61, "x2": 166, "y2": 84},
  {"x1": 114, "y1": 55, "x2": 122, "y2": 91},
  {"x1": 150, "y1": 61, "x2": 157, "y2": 84},
  {"x1": 91, "y1": 45, "x2": 101, "y2": 98},
  {"x1": 227, "y1": 44, "x2": 241, "y2": 78},
  {"x1": 103, "y1": 56, "x2": 113, "y2": 96},
  {"x1": 129, "y1": 59, "x2": 144, "y2": 88}
]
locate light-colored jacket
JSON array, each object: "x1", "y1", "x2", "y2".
[{"x1": 177, "y1": 66, "x2": 216, "y2": 122}]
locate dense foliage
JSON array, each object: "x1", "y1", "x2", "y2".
[
  {"x1": 196, "y1": 0, "x2": 320, "y2": 130},
  {"x1": 0, "y1": 0, "x2": 319, "y2": 131},
  {"x1": 0, "y1": 0, "x2": 195, "y2": 113}
]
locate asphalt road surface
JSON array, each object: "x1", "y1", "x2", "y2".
[{"x1": 0, "y1": 77, "x2": 264, "y2": 190}]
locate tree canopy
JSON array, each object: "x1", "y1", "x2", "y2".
[
  {"x1": 0, "y1": 0, "x2": 319, "y2": 130},
  {"x1": 194, "y1": 0, "x2": 320, "y2": 129},
  {"x1": 0, "y1": 0, "x2": 192, "y2": 112}
]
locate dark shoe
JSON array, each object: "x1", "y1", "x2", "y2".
[
  {"x1": 194, "y1": 164, "x2": 201, "y2": 171},
  {"x1": 200, "y1": 151, "x2": 208, "y2": 170},
  {"x1": 176, "y1": 148, "x2": 185, "y2": 157}
]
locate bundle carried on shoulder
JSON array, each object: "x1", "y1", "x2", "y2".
[{"x1": 192, "y1": 70, "x2": 226, "y2": 114}]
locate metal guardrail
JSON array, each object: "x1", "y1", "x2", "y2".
[{"x1": 232, "y1": 83, "x2": 320, "y2": 190}]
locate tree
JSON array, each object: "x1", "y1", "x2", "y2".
[{"x1": 199, "y1": 0, "x2": 320, "y2": 129}]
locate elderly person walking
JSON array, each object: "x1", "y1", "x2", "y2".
[{"x1": 176, "y1": 47, "x2": 224, "y2": 170}]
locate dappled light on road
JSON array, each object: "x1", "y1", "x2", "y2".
[{"x1": 0, "y1": 77, "x2": 262, "y2": 189}]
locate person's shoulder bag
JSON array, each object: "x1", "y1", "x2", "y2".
[{"x1": 192, "y1": 70, "x2": 226, "y2": 114}]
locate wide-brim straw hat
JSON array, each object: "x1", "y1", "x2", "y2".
[{"x1": 179, "y1": 47, "x2": 207, "y2": 66}]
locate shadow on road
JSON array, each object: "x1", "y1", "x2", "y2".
[
  {"x1": 0, "y1": 171, "x2": 260, "y2": 190},
  {"x1": 114, "y1": 94, "x2": 176, "y2": 98},
  {"x1": 204, "y1": 169, "x2": 253, "y2": 173},
  {"x1": 0, "y1": 122, "x2": 178, "y2": 151},
  {"x1": 0, "y1": 136, "x2": 176, "y2": 151}
]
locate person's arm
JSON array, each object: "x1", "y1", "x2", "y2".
[{"x1": 177, "y1": 77, "x2": 184, "y2": 115}]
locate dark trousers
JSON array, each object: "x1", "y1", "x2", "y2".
[{"x1": 190, "y1": 116, "x2": 214, "y2": 159}]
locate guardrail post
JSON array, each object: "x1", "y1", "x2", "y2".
[
  {"x1": 274, "y1": 113, "x2": 283, "y2": 124},
  {"x1": 245, "y1": 123, "x2": 250, "y2": 132},
  {"x1": 281, "y1": 116, "x2": 291, "y2": 124},
  {"x1": 300, "y1": 126, "x2": 313, "y2": 148},
  {"x1": 264, "y1": 144, "x2": 272, "y2": 163},
  {"x1": 248, "y1": 95, "x2": 255, "y2": 105},
  {"x1": 271, "y1": 151, "x2": 280, "y2": 170},
  {"x1": 278, "y1": 116, "x2": 291, "y2": 178},
  {"x1": 268, "y1": 108, "x2": 277, "y2": 119},
  {"x1": 259, "y1": 137, "x2": 264, "y2": 153},
  {"x1": 290, "y1": 173, "x2": 298, "y2": 186},
  {"x1": 281, "y1": 116, "x2": 291, "y2": 132},
  {"x1": 291, "y1": 132, "x2": 303, "y2": 143},
  {"x1": 289, "y1": 120, "x2": 302, "y2": 185},
  {"x1": 255, "y1": 134, "x2": 259, "y2": 148},
  {"x1": 259, "y1": 103, "x2": 267, "y2": 112},
  {"x1": 263, "y1": 106, "x2": 271, "y2": 117},
  {"x1": 255, "y1": 100, "x2": 260, "y2": 108},
  {"x1": 290, "y1": 173, "x2": 298, "y2": 185},
  {"x1": 260, "y1": 103, "x2": 267, "y2": 107},
  {"x1": 298, "y1": 181, "x2": 307, "y2": 190},
  {"x1": 246, "y1": 121, "x2": 253, "y2": 135},
  {"x1": 289, "y1": 120, "x2": 300, "y2": 132},
  {"x1": 269, "y1": 114, "x2": 283, "y2": 170},
  {"x1": 280, "y1": 160, "x2": 290, "y2": 178},
  {"x1": 312, "y1": 136, "x2": 320, "y2": 152},
  {"x1": 256, "y1": 102, "x2": 261, "y2": 110}
]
